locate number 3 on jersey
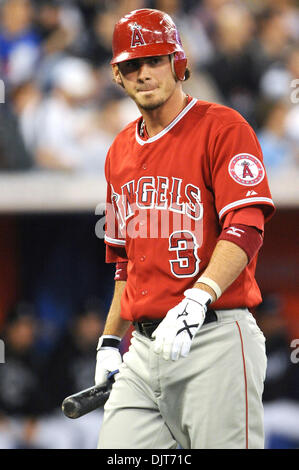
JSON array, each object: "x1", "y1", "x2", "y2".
[{"x1": 169, "y1": 230, "x2": 200, "y2": 278}]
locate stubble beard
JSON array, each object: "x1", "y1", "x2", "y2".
[
  {"x1": 134, "y1": 90, "x2": 171, "y2": 111},
  {"x1": 138, "y1": 98, "x2": 165, "y2": 111}
]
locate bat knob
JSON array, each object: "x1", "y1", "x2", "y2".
[
  {"x1": 61, "y1": 379, "x2": 115, "y2": 419},
  {"x1": 62, "y1": 397, "x2": 81, "y2": 419}
]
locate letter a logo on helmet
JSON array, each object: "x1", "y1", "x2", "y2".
[
  {"x1": 111, "y1": 9, "x2": 187, "y2": 81},
  {"x1": 131, "y1": 23, "x2": 146, "y2": 48}
]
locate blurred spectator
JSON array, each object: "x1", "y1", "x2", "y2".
[
  {"x1": 255, "y1": 294, "x2": 299, "y2": 449},
  {"x1": 179, "y1": 32, "x2": 224, "y2": 103},
  {"x1": 0, "y1": 95, "x2": 33, "y2": 169},
  {"x1": 0, "y1": 302, "x2": 49, "y2": 448},
  {"x1": 256, "y1": 98, "x2": 297, "y2": 175},
  {"x1": 203, "y1": 3, "x2": 260, "y2": 124},
  {"x1": 115, "y1": 0, "x2": 148, "y2": 19},
  {"x1": 35, "y1": 297, "x2": 106, "y2": 449},
  {"x1": 77, "y1": 2, "x2": 147, "y2": 69},
  {"x1": 32, "y1": 0, "x2": 83, "y2": 57},
  {"x1": 0, "y1": 298, "x2": 107, "y2": 449},
  {"x1": 249, "y1": 5, "x2": 295, "y2": 105},
  {"x1": 154, "y1": 0, "x2": 216, "y2": 69},
  {"x1": 0, "y1": 0, "x2": 41, "y2": 87},
  {"x1": 33, "y1": 0, "x2": 64, "y2": 44},
  {"x1": 284, "y1": 103, "x2": 299, "y2": 151},
  {"x1": 260, "y1": 43, "x2": 299, "y2": 100},
  {"x1": 72, "y1": 0, "x2": 100, "y2": 30},
  {"x1": 190, "y1": 0, "x2": 233, "y2": 40},
  {"x1": 82, "y1": 6, "x2": 120, "y2": 68},
  {"x1": 255, "y1": 8, "x2": 292, "y2": 67},
  {"x1": 0, "y1": 0, "x2": 297, "y2": 172},
  {"x1": 18, "y1": 212, "x2": 116, "y2": 357},
  {"x1": 99, "y1": 93, "x2": 141, "y2": 137},
  {"x1": 9, "y1": 80, "x2": 41, "y2": 157},
  {"x1": 46, "y1": 297, "x2": 105, "y2": 404},
  {"x1": 270, "y1": 0, "x2": 299, "y2": 41},
  {"x1": 256, "y1": 295, "x2": 293, "y2": 403},
  {"x1": 26, "y1": 56, "x2": 112, "y2": 172}
]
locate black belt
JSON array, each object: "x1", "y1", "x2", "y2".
[{"x1": 133, "y1": 309, "x2": 218, "y2": 340}]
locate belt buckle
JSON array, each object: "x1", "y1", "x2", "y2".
[
  {"x1": 204, "y1": 309, "x2": 217, "y2": 325},
  {"x1": 141, "y1": 322, "x2": 154, "y2": 339},
  {"x1": 134, "y1": 321, "x2": 149, "y2": 337},
  {"x1": 134, "y1": 322, "x2": 143, "y2": 335},
  {"x1": 134, "y1": 320, "x2": 160, "y2": 339}
]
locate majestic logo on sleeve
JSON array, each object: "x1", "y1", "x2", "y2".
[
  {"x1": 228, "y1": 153, "x2": 265, "y2": 186},
  {"x1": 131, "y1": 23, "x2": 146, "y2": 47}
]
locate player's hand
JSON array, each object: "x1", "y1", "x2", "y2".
[
  {"x1": 95, "y1": 335, "x2": 122, "y2": 385},
  {"x1": 152, "y1": 289, "x2": 213, "y2": 361}
]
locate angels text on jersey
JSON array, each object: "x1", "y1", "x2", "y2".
[{"x1": 107, "y1": 175, "x2": 204, "y2": 243}]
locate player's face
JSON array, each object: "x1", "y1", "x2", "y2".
[{"x1": 113, "y1": 55, "x2": 178, "y2": 111}]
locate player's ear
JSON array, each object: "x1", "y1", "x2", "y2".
[{"x1": 112, "y1": 65, "x2": 124, "y2": 88}]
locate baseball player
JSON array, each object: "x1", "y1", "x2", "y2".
[{"x1": 95, "y1": 8, "x2": 275, "y2": 449}]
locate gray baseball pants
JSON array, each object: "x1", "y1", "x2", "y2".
[{"x1": 98, "y1": 308, "x2": 267, "y2": 449}]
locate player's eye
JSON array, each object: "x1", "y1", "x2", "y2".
[
  {"x1": 119, "y1": 60, "x2": 140, "y2": 74},
  {"x1": 147, "y1": 57, "x2": 162, "y2": 66}
]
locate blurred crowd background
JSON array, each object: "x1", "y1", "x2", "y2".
[
  {"x1": 0, "y1": 0, "x2": 298, "y2": 449},
  {"x1": 0, "y1": 0, "x2": 299, "y2": 174}
]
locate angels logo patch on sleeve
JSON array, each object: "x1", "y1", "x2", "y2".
[{"x1": 228, "y1": 153, "x2": 265, "y2": 186}]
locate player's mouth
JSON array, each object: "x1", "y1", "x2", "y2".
[{"x1": 137, "y1": 86, "x2": 157, "y2": 93}]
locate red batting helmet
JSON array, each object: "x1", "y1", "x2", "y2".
[{"x1": 110, "y1": 9, "x2": 187, "y2": 81}]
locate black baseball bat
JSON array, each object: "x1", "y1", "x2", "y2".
[{"x1": 61, "y1": 370, "x2": 118, "y2": 419}]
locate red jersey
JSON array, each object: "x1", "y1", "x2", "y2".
[{"x1": 104, "y1": 97, "x2": 275, "y2": 321}]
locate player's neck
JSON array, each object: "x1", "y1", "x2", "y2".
[{"x1": 139, "y1": 88, "x2": 188, "y2": 138}]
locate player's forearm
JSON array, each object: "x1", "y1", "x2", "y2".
[
  {"x1": 102, "y1": 280, "x2": 131, "y2": 338},
  {"x1": 194, "y1": 240, "x2": 248, "y2": 302}
]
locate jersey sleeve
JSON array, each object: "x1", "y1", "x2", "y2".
[
  {"x1": 106, "y1": 244, "x2": 128, "y2": 263},
  {"x1": 104, "y1": 149, "x2": 127, "y2": 263},
  {"x1": 209, "y1": 121, "x2": 275, "y2": 223},
  {"x1": 223, "y1": 206, "x2": 265, "y2": 233}
]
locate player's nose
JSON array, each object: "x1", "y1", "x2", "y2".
[{"x1": 137, "y1": 62, "x2": 152, "y2": 81}]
